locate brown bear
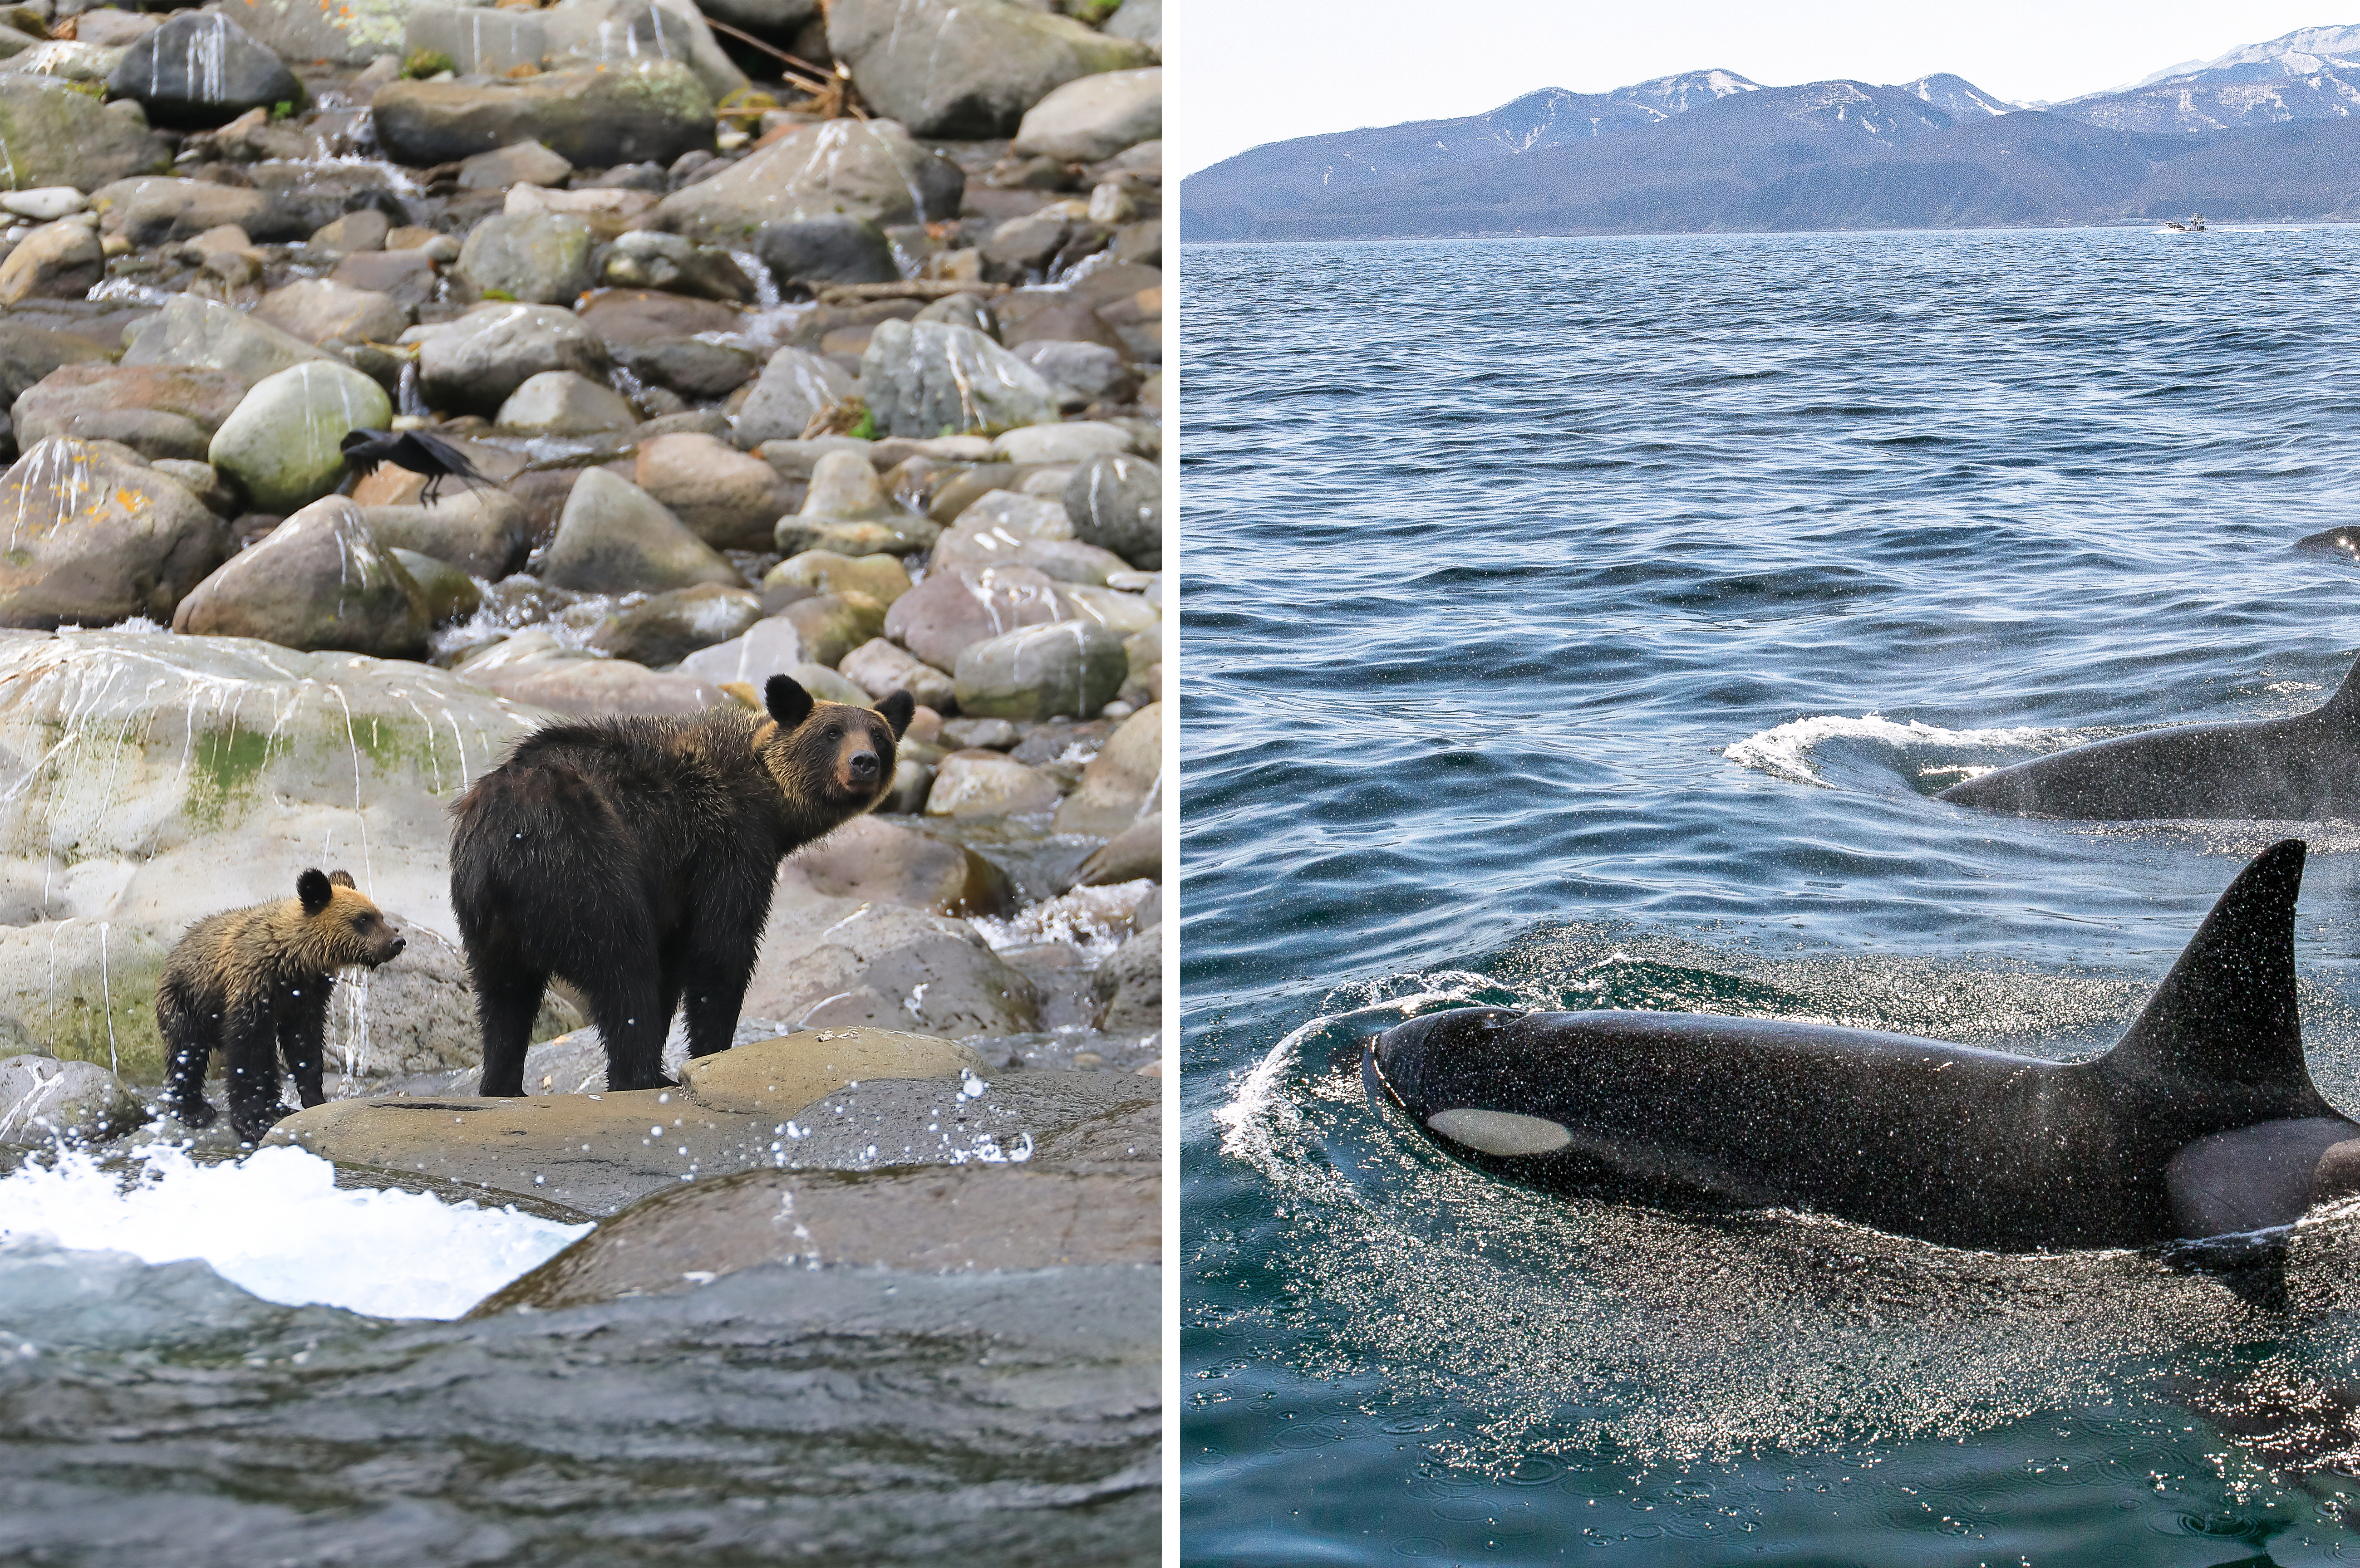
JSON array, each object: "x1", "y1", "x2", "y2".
[
  {"x1": 157, "y1": 868, "x2": 408, "y2": 1141},
  {"x1": 450, "y1": 674, "x2": 914, "y2": 1097}
]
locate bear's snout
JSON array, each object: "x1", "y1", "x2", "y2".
[{"x1": 847, "y1": 748, "x2": 879, "y2": 781}]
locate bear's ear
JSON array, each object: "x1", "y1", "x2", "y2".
[
  {"x1": 297, "y1": 868, "x2": 334, "y2": 915},
  {"x1": 764, "y1": 674, "x2": 813, "y2": 730},
  {"x1": 328, "y1": 870, "x2": 356, "y2": 889},
  {"x1": 875, "y1": 690, "x2": 914, "y2": 740}
]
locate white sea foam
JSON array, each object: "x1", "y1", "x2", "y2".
[
  {"x1": 0, "y1": 1143, "x2": 590, "y2": 1320},
  {"x1": 1723, "y1": 713, "x2": 2062, "y2": 785}
]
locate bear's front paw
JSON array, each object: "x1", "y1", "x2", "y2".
[
  {"x1": 229, "y1": 1103, "x2": 292, "y2": 1143},
  {"x1": 169, "y1": 1095, "x2": 219, "y2": 1129}
]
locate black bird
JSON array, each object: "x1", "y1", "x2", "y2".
[{"x1": 340, "y1": 429, "x2": 492, "y2": 505}]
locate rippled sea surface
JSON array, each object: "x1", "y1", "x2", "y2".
[{"x1": 1180, "y1": 229, "x2": 2360, "y2": 1563}]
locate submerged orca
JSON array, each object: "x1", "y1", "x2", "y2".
[
  {"x1": 1369, "y1": 841, "x2": 2360, "y2": 1250},
  {"x1": 1935, "y1": 655, "x2": 2360, "y2": 820}
]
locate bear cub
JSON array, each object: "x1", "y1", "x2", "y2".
[
  {"x1": 157, "y1": 868, "x2": 407, "y2": 1141},
  {"x1": 451, "y1": 674, "x2": 915, "y2": 1097}
]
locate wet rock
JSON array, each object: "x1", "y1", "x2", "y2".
[
  {"x1": 402, "y1": 4, "x2": 543, "y2": 76},
  {"x1": 791, "y1": 814, "x2": 1012, "y2": 917},
  {"x1": 676, "y1": 612, "x2": 803, "y2": 685},
  {"x1": 0, "y1": 631, "x2": 543, "y2": 1078},
  {"x1": 225, "y1": 0, "x2": 454, "y2": 66},
  {"x1": 779, "y1": 590, "x2": 884, "y2": 666},
  {"x1": 267, "y1": 1029, "x2": 1142, "y2": 1215},
  {"x1": 251, "y1": 278, "x2": 411, "y2": 348},
  {"x1": 417, "y1": 302, "x2": 609, "y2": 414},
  {"x1": 482, "y1": 1162, "x2": 1155, "y2": 1311},
  {"x1": 151, "y1": 459, "x2": 238, "y2": 517},
  {"x1": 1012, "y1": 66, "x2": 1160, "y2": 162},
  {"x1": 1054, "y1": 701, "x2": 1159, "y2": 835},
  {"x1": 753, "y1": 214, "x2": 898, "y2": 289},
  {"x1": 586, "y1": 582, "x2": 762, "y2": 666},
  {"x1": 0, "y1": 323, "x2": 109, "y2": 413},
  {"x1": 0, "y1": 1054, "x2": 146, "y2": 1145},
  {"x1": 457, "y1": 139, "x2": 572, "y2": 191},
  {"x1": 1076, "y1": 816, "x2": 1158, "y2": 887},
  {"x1": 828, "y1": 0, "x2": 1155, "y2": 138},
  {"x1": 696, "y1": 0, "x2": 818, "y2": 36},
  {"x1": 495, "y1": 369, "x2": 636, "y2": 434},
  {"x1": 332, "y1": 248, "x2": 439, "y2": 312},
  {"x1": 748, "y1": 880, "x2": 1038, "y2": 1036},
  {"x1": 372, "y1": 61, "x2": 715, "y2": 169},
  {"x1": 993, "y1": 419, "x2": 1133, "y2": 465},
  {"x1": 954, "y1": 620, "x2": 1126, "y2": 721},
  {"x1": 1105, "y1": 0, "x2": 1160, "y2": 46},
  {"x1": 0, "y1": 189, "x2": 86, "y2": 223},
  {"x1": 732, "y1": 345, "x2": 855, "y2": 448},
  {"x1": 121, "y1": 294, "x2": 334, "y2": 383},
  {"x1": 172, "y1": 495, "x2": 428, "y2": 657},
  {"x1": 1093, "y1": 921, "x2": 1159, "y2": 1034},
  {"x1": 772, "y1": 450, "x2": 939, "y2": 557},
  {"x1": 614, "y1": 336, "x2": 760, "y2": 402},
  {"x1": 1063, "y1": 449, "x2": 1158, "y2": 569},
  {"x1": 654, "y1": 117, "x2": 964, "y2": 245},
  {"x1": 391, "y1": 546, "x2": 481, "y2": 626},
  {"x1": 542, "y1": 0, "x2": 747, "y2": 104},
  {"x1": 456, "y1": 211, "x2": 594, "y2": 305},
  {"x1": 0, "y1": 217, "x2": 99, "y2": 304},
  {"x1": 785, "y1": 660, "x2": 870, "y2": 706},
  {"x1": 1015, "y1": 338, "x2": 1137, "y2": 412},
  {"x1": 633, "y1": 432, "x2": 791, "y2": 552},
  {"x1": 766, "y1": 549, "x2": 910, "y2": 607},
  {"x1": 207, "y1": 360, "x2": 393, "y2": 513},
  {"x1": 89, "y1": 176, "x2": 271, "y2": 245},
  {"x1": 12, "y1": 364, "x2": 246, "y2": 461},
  {"x1": 0, "y1": 437, "x2": 227, "y2": 627},
  {"x1": 361, "y1": 490, "x2": 533, "y2": 578},
  {"x1": 926, "y1": 750, "x2": 1060, "y2": 818},
  {"x1": 106, "y1": 12, "x2": 300, "y2": 130},
  {"x1": 599, "y1": 228, "x2": 754, "y2": 302},
  {"x1": 0, "y1": 75, "x2": 168, "y2": 191},
  {"x1": 861, "y1": 318, "x2": 1058, "y2": 438},
  {"x1": 884, "y1": 563, "x2": 1068, "y2": 671},
  {"x1": 540, "y1": 466, "x2": 744, "y2": 594},
  {"x1": 837, "y1": 634, "x2": 954, "y2": 712},
  {"x1": 467, "y1": 653, "x2": 721, "y2": 718},
  {"x1": 310, "y1": 207, "x2": 388, "y2": 252}
]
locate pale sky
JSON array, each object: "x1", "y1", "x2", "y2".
[{"x1": 1168, "y1": 3, "x2": 2351, "y2": 174}]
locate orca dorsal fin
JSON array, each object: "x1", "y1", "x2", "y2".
[{"x1": 2102, "y1": 838, "x2": 2314, "y2": 1098}]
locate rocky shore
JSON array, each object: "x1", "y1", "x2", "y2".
[{"x1": 0, "y1": 0, "x2": 1163, "y2": 1312}]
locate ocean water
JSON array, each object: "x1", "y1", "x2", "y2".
[{"x1": 1180, "y1": 227, "x2": 2360, "y2": 1563}]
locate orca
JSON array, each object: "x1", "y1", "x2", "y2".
[
  {"x1": 1934, "y1": 655, "x2": 2360, "y2": 820},
  {"x1": 1367, "y1": 841, "x2": 2360, "y2": 1250}
]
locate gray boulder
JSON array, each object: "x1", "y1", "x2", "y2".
[
  {"x1": 0, "y1": 1054, "x2": 147, "y2": 1145},
  {"x1": 953, "y1": 619, "x2": 1126, "y2": 720},
  {"x1": 540, "y1": 467, "x2": 744, "y2": 594},
  {"x1": 207, "y1": 361, "x2": 394, "y2": 513},
  {"x1": 403, "y1": 5, "x2": 544, "y2": 75},
  {"x1": 861, "y1": 318, "x2": 1059, "y2": 438},
  {"x1": 417, "y1": 303, "x2": 609, "y2": 414},
  {"x1": 107, "y1": 12, "x2": 301, "y2": 130},
  {"x1": 457, "y1": 211, "x2": 594, "y2": 305},
  {"x1": 0, "y1": 218, "x2": 101, "y2": 304},
  {"x1": 456, "y1": 140, "x2": 571, "y2": 191},
  {"x1": 654, "y1": 118, "x2": 963, "y2": 244},
  {"x1": 634, "y1": 432, "x2": 791, "y2": 551},
  {"x1": 0, "y1": 437, "x2": 228, "y2": 627},
  {"x1": 1015, "y1": 338, "x2": 1137, "y2": 412},
  {"x1": 371, "y1": 62, "x2": 715, "y2": 169},
  {"x1": 217, "y1": 0, "x2": 470, "y2": 66},
  {"x1": 587, "y1": 582, "x2": 762, "y2": 666},
  {"x1": 600, "y1": 229, "x2": 755, "y2": 302},
  {"x1": 732, "y1": 345, "x2": 854, "y2": 447},
  {"x1": 121, "y1": 294, "x2": 334, "y2": 383},
  {"x1": 827, "y1": 0, "x2": 1154, "y2": 137},
  {"x1": 494, "y1": 370, "x2": 636, "y2": 434},
  {"x1": 251, "y1": 279, "x2": 411, "y2": 348},
  {"x1": 883, "y1": 564, "x2": 1068, "y2": 671},
  {"x1": 754, "y1": 215, "x2": 898, "y2": 289},
  {"x1": 543, "y1": 0, "x2": 747, "y2": 105},
  {"x1": 677, "y1": 614, "x2": 803, "y2": 686},
  {"x1": 1011, "y1": 66, "x2": 1160, "y2": 162},
  {"x1": 839, "y1": 636, "x2": 953, "y2": 711},
  {"x1": 1093, "y1": 923, "x2": 1159, "y2": 1033},
  {"x1": 0, "y1": 75, "x2": 168, "y2": 191},
  {"x1": 358, "y1": 490, "x2": 534, "y2": 580},
  {"x1": 0, "y1": 322, "x2": 110, "y2": 410},
  {"x1": 390, "y1": 547, "x2": 482, "y2": 625},
  {"x1": 172, "y1": 495, "x2": 428, "y2": 657},
  {"x1": 1053, "y1": 700, "x2": 1159, "y2": 835},
  {"x1": 88, "y1": 176, "x2": 273, "y2": 245},
  {"x1": 1104, "y1": 0, "x2": 1159, "y2": 47},
  {"x1": 1064, "y1": 450, "x2": 1159, "y2": 569},
  {"x1": 12, "y1": 364, "x2": 246, "y2": 461}
]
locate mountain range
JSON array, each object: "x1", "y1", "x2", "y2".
[{"x1": 1181, "y1": 23, "x2": 2360, "y2": 239}]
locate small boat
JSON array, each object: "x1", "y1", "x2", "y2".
[{"x1": 2163, "y1": 212, "x2": 2208, "y2": 232}]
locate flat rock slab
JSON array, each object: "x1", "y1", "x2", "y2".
[
  {"x1": 477, "y1": 1162, "x2": 1156, "y2": 1311},
  {"x1": 269, "y1": 1027, "x2": 1153, "y2": 1214}
]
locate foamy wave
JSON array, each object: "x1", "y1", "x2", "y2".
[
  {"x1": 1724, "y1": 713, "x2": 2061, "y2": 785},
  {"x1": 0, "y1": 1143, "x2": 589, "y2": 1320}
]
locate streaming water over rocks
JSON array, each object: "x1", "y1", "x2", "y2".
[{"x1": 1184, "y1": 226, "x2": 2360, "y2": 1561}]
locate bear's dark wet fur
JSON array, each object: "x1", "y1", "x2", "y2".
[
  {"x1": 157, "y1": 868, "x2": 408, "y2": 1142},
  {"x1": 450, "y1": 675, "x2": 915, "y2": 1096}
]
